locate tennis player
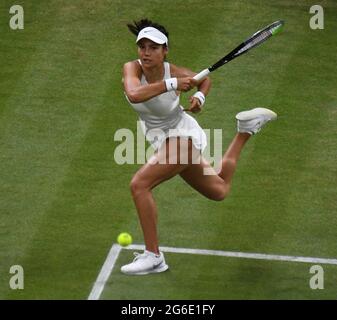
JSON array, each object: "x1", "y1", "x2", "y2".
[{"x1": 121, "y1": 19, "x2": 277, "y2": 275}]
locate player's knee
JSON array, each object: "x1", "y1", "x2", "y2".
[
  {"x1": 210, "y1": 186, "x2": 229, "y2": 201},
  {"x1": 130, "y1": 176, "x2": 148, "y2": 197},
  {"x1": 211, "y1": 191, "x2": 226, "y2": 201},
  {"x1": 129, "y1": 177, "x2": 141, "y2": 196}
]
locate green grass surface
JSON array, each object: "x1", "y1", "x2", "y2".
[{"x1": 1, "y1": 0, "x2": 336, "y2": 299}]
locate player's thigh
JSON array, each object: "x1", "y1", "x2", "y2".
[
  {"x1": 131, "y1": 138, "x2": 190, "y2": 190},
  {"x1": 132, "y1": 161, "x2": 187, "y2": 191},
  {"x1": 154, "y1": 136, "x2": 201, "y2": 165},
  {"x1": 179, "y1": 157, "x2": 227, "y2": 200}
]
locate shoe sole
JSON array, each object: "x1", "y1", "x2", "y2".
[
  {"x1": 121, "y1": 262, "x2": 169, "y2": 276},
  {"x1": 236, "y1": 107, "x2": 277, "y2": 121}
]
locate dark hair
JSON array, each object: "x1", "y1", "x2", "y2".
[{"x1": 127, "y1": 18, "x2": 169, "y2": 45}]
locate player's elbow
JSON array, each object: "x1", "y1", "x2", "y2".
[{"x1": 126, "y1": 90, "x2": 142, "y2": 104}]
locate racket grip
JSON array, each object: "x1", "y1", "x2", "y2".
[{"x1": 193, "y1": 68, "x2": 210, "y2": 81}]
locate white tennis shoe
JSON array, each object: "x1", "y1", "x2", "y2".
[
  {"x1": 121, "y1": 250, "x2": 169, "y2": 275},
  {"x1": 236, "y1": 107, "x2": 277, "y2": 135}
]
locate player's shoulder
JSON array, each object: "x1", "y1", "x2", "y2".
[
  {"x1": 169, "y1": 63, "x2": 195, "y2": 77},
  {"x1": 124, "y1": 60, "x2": 141, "y2": 70},
  {"x1": 123, "y1": 60, "x2": 142, "y2": 77}
]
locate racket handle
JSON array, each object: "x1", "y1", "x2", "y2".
[{"x1": 193, "y1": 68, "x2": 210, "y2": 81}]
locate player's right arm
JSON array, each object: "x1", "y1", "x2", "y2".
[
  {"x1": 123, "y1": 61, "x2": 166, "y2": 103},
  {"x1": 123, "y1": 61, "x2": 196, "y2": 103}
]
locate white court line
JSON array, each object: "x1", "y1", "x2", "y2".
[
  {"x1": 88, "y1": 244, "x2": 121, "y2": 300},
  {"x1": 127, "y1": 244, "x2": 337, "y2": 265},
  {"x1": 88, "y1": 243, "x2": 337, "y2": 300}
]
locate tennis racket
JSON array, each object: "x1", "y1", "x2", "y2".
[{"x1": 193, "y1": 20, "x2": 284, "y2": 81}]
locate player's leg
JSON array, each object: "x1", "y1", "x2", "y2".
[
  {"x1": 179, "y1": 133, "x2": 250, "y2": 200},
  {"x1": 130, "y1": 144, "x2": 189, "y2": 255},
  {"x1": 180, "y1": 107, "x2": 277, "y2": 199},
  {"x1": 218, "y1": 132, "x2": 250, "y2": 184},
  {"x1": 121, "y1": 137, "x2": 191, "y2": 275}
]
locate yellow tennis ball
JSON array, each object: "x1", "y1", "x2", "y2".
[{"x1": 117, "y1": 232, "x2": 132, "y2": 247}]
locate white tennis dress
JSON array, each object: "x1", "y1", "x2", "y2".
[{"x1": 126, "y1": 60, "x2": 207, "y2": 152}]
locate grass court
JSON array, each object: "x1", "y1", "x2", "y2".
[{"x1": 1, "y1": 0, "x2": 336, "y2": 299}]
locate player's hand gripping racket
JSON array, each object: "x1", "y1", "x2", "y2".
[{"x1": 193, "y1": 20, "x2": 284, "y2": 81}]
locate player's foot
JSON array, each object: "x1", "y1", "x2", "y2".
[
  {"x1": 121, "y1": 250, "x2": 169, "y2": 275},
  {"x1": 236, "y1": 107, "x2": 277, "y2": 135}
]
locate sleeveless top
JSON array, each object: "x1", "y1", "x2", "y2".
[{"x1": 126, "y1": 60, "x2": 184, "y2": 133}]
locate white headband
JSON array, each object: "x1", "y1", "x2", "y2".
[{"x1": 136, "y1": 27, "x2": 168, "y2": 46}]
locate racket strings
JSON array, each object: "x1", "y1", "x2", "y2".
[{"x1": 237, "y1": 30, "x2": 271, "y2": 55}]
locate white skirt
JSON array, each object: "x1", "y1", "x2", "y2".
[{"x1": 140, "y1": 111, "x2": 207, "y2": 153}]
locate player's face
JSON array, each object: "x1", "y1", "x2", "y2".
[{"x1": 137, "y1": 39, "x2": 167, "y2": 68}]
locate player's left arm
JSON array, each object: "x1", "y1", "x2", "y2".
[{"x1": 170, "y1": 64, "x2": 211, "y2": 113}]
